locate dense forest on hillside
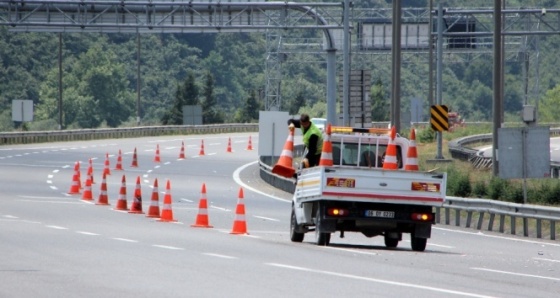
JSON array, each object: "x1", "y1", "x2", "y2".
[{"x1": 1, "y1": 0, "x2": 560, "y2": 131}]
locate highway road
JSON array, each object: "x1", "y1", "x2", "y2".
[{"x1": 1, "y1": 133, "x2": 559, "y2": 297}]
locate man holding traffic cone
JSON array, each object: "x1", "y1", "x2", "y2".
[{"x1": 287, "y1": 114, "x2": 323, "y2": 168}]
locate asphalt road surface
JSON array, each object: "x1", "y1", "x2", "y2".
[{"x1": 1, "y1": 133, "x2": 559, "y2": 297}]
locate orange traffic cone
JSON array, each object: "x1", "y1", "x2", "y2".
[
  {"x1": 87, "y1": 158, "x2": 95, "y2": 184},
  {"x1": 131, "y1": 147, "x2": 139, "y2": 167},
  {"x1": 129, "y1": 176, "x2": 144, "y2": 214},
  {"x1": 146, "y1": 178, "x2": 160, "y2": 218},
  {"x1": 96, "y1": 173, "x2": 110, "y2": 206},
  {"x1": 114, "y1": 149, "x2": 124, "y2": 170},
  {"x1": 68, "y1": 162, "x2": 81, "y2": 194},
  {"x1": 81, "y1": 177, "x2": 93, "y2": 201},
  {"x1": 103, "y1": 153, "x2": 111, "y2": 176},
  {"x1": 199, "y1": 140, "x2": 205, "y2": 156},
  {"x1": 272, "y1": 125, "x2": 296, "y2": 178},
  {"x1": 154, "y1": 144, "x2": 161, "y2": 163},
  {"x1": 178, "y1": 141, "x2": 186, "y2": 160},
  {"x1": 115, "y1": 175, "x2": 128, "y2": 211},
  {"x1": 158, "y1": 180, "x2": 177, "y2": 222},
  {"x1": 191, "y1": 183, "x2": 213, "y2": 228},
  {"x1": 246, "y1": 136, "x2": 253, "y2": 150},
  {"x1": 383, "y1": 126, "x2": 398, "y2": 170},
  {"x1": 230, "y1": 187, "x2": 248, "y2": 235},
  {"x1": 319, "y1": 123, "x2": 333, "y2": 166},
  {"x1": 404, "y1": 128, "x2": 419, "y2": 171},
  {"x1": 226, "y1": 137, "x2": 232, "y2": 153}
]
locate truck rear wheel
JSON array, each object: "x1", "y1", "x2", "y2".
[
  {"x1": 290, "y1": 207, "x2": 304, "y2": 242},
  {"x1": 410, "y1": 233, "x2": 427, "y2": 252},
  {"x1": 314, "y1": 208, "x2": 330, "y2": 246}
]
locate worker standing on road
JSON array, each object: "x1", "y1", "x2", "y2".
[{"x1": 288, "y1": 113, "x2": 323, "y2": 168}]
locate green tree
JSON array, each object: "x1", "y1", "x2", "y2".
[
  {"x1": 201, "y1": 71, "x2": 224, "y2": 124},
  {"x1": 539, "y1": 84, "x2": 560, "y2": 122},
  {"x1": 370, "y1": 79, "x2": 390, "y2": 121},
  {"x1": 162, "y1": 72, "x2": 199, "y2": 125},
  {"x1": 235, "y1": 90, "x2": 260, "y2": 122}
]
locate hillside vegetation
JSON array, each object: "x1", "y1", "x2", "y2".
[{"x1": 1, "y1": 1, "x2": 560, "y2": 130}]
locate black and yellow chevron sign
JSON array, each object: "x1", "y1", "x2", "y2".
[{"x1": 430, "y1": 105, "x2": 449, "y2": 132}]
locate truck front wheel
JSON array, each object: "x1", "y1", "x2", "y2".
[
  {"x1": 410, "y1": 233, "x2": 427, "y2": 252},
  {"x1": 290, "y1": 207, "x2": 304, "y2": 242}
]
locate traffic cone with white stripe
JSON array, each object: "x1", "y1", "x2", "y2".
[
  {"x1": 114, "y1": 149, "x2": 124, "y2": 171},
  {"x1": 158, "y1": 180, "x2": 177, "y2": 222},
  {"x1": 230, "y1": 187, "x2": 248, "y2": 235},
  {"x1": 404, "y1": 128, "x2": 419, "y2": 171},
  {"x1": 115, "y1": 175, "x2": 128, "y2": 211},
  {"x1": 129, "y1": 176, "x2": 144, "y2": 214},
  {"x1": 178, "y1": 141, "x2": 186, "y2": 160},
  {"x1": 383, "y1": 126, "x2": 399, "y2": 170},
  {"x1": 68, "y1": 161, "x2": 81, "y2": 194},
  {"x1": 199, "y1": 140, "x2": 205, "y2": 156},
  {"x1": 272, "y1": 125, "x2": 296, "y2": 178},
  {"x1": 191, "y1": 183, "x2": 213, "y2": 228},
  {"x1": 146, "y1": 179, "x2": 160, "y2": 218},
  {"x1": 96, "y1": 173, "x2": 110, "y2": 206},
  {"x1": 131, "y1": 147, "x2": 139, "y2": 167},
  {"x1": 87, "y1": 158, "x2": 95, "y2": 184},
  {"x1": 319, "y1": 123, "x2": 333, "y2": 166},
  {"x1": 154, "y1": 144, "x2": 161, "y2": 163},
  {"x1": 81, "y1": 177, "x2": 93, "y2": 201},
  {"x1": 246, "y1": 136, "x2": 253, "y2": 150},
  {"x1": 103, "y1": 153, "x2": 111, "y2": 176},
  {"x1": 226, "y1": 137, "x2": 232, "y2": 153}
]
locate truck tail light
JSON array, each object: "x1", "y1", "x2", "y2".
[
  {"x1": 411, "y1": 213, "x2": 433, "y2": 222},
  {"x1": 327, "y1": 208, "x2": 349, "y2": 216}
]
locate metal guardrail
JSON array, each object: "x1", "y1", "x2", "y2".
[{"x1": 0, "y1": 124, "x2": 258, "y2": 145}]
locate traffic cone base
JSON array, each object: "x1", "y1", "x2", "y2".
[{"x1": 272, "y1": 126, "x2": 296, "y2": 178}]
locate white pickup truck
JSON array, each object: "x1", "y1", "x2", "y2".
[{"x1": 289, "y1": 127, "x2": 447, "y2": 251}]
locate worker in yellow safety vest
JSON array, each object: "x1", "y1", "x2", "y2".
[{"x1": 287, "y1": 113, "x2": 323, "y2": 168}]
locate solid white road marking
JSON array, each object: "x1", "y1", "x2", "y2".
[
  {"x1": 434, "y1": 227, "x2": 560, "y2": 247},
  {"x1": 152, "y1": 245, "x2": 184, "y2": 250},
  {"x1": 112, "y1": 238, "x2": 138, "y2": 243},
  {"x1": 533, "y1": 257, "x2": 560, "y2": 263},
  {"x1": 233, "y1": 161, "x2": 291, "y2": 203},
  {"x1": 202, "y1": 253, "x2": 238, "y2": 259},
  {"x1": 471, "y1": 267, "x2": 560, "y2": 282},
  {"x1": 267, "y1": 263, "x2": 496, "y2": 298}
]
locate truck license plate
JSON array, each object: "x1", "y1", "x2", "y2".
[{"x1": 365, "y1": 210, "x2": 395, "y2": 218}]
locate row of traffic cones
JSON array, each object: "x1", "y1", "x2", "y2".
[
  {"x1": 271, "y1": 123, "x2": 419, "y2": 178},
  {"x1": 77, "y1": 172, "x2": 248, "y2": 234}
]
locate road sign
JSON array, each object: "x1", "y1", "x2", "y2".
[
  {"x1": 12, "y1": 100, "x2": 33, "y2": 122},
  {"x1": 430, "y1": 105, "x2": 448, "y2": 132}
]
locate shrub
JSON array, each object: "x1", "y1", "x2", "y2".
[
  {"x1": 416, "y1": 128, "x2": 436, "y2": 143},
  {"x1": 488, "y1": 177, "x2": 507, "y2": 200},
  {"x1": 472, "y1": 180, "x2": 487, "y2": 198},
  {"x1": 446, "y1": 166, "x2": 471, "y2": 197}
]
